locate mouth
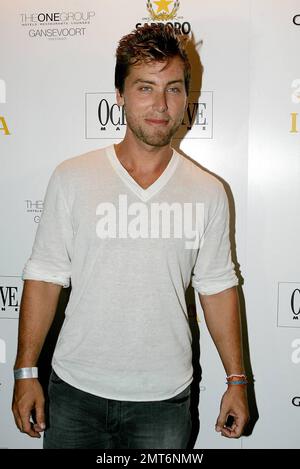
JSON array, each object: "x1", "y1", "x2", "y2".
[{"x1": 144, "y1": 118, "x2": 169, "y2": 126}]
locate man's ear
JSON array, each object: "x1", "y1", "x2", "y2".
[{"x1": 116, "y1": 89, "x2": 124, "y2": 106}]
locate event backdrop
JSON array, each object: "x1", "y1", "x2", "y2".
[{"x1": 0, "y1": 0, "x2": 299, "y2": 449}]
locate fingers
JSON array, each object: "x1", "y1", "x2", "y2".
[
  {"x1": 13, "y1": 407, "x2": 41, "y2": 437},
  {"x1": 215, "y1": 406, "x2": 228, "y2": 433},
  {"x1": 20, "y1": 410, "x2": 42, "y2": 438},
  {"x1": 12, "y1": 409, "x2": 23, "y2": 434},
  {"x1": 33, "y1": 403, "x2": 46, "y2": 433},
  {"x1": 216, "y1": 413, "x2": 247, "y2": 438}
]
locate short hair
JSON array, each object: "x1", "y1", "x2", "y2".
[{"x1": 115, "y1": 23, "x2": 191, "y2": 95}]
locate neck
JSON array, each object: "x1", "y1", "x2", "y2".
[{"x1": 115, "y1": 131, "x2": 173, "y2": 173}]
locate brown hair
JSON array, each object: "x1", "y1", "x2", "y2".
[{"x1": 115, "y1": 23, "x2": 191, "y2": 95}]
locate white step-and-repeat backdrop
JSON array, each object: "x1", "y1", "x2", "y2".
[{"x1": 0, "y1": 0, "x2": 299, "y2": 449}]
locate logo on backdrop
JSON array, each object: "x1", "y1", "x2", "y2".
[
  {"x1": 85, "y1": 91, "x2": 213, "y2": 139},
  {"x1": 19, "y1": 11, "x2": 96, "y2": 40},
  {"x1": 0, "y1": 79, "x2": 6, "y2": 104},
  {"x1": 290, "y1": 79, "x2": 300, "y2": 133},
  {"x1": 292, "y1": 396, "x2": 300, "y2": 406},
  {"x1": 0, "y1": 339, "x2": 6, "y2": 364},
  {"x1": 277, "y1": 282, "x2": 300, "y2": 328},
  {"x1": 137, "y1": 0, "x2": 191, "y2": 35},
  {"x1": 292, "y1": 15, "x2": 300, "y2": 25},
  {"x1": 0, "y1": 116, "x2": 10, "y2": 136},
  {"x1": 0, "y1": 78, "x2": 11, "y2": 136},
  {"x1": 291, "y1": 289, "x2": 300, "y2": 318},
  {"x1": 147, "y1": 0, "x2": 180, "y2": 21},
  {"x1": 25, "y1": 199, "x2": 43, "y2": 223},
  {"x1": 0, "y1": 277, "x2": 22, "y2": 319},
  {"x1": 291, "y1": 338, "x2": 300, "y2": 364}
]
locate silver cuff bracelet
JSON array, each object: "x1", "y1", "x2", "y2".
[{"x1": 14, "y1": 367, "x2": 38, "y2": 379}]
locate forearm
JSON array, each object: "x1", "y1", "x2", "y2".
[
  {"x1": 14, "y1": 279, "x2": 62, "y2": 368},
  {"x1": 199, "y1": 286, "x2": 244, "y2": 375}
]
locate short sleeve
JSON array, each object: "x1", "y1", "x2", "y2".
[
  {"x1": 22, "y1": 167, "x2": 73, "y2": 288},
  {"x1": 191, "y1": 183, "x2": 238, "y2": 295}
]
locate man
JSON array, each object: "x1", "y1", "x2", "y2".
[{"x1": 12, "y1": 24, "x2": 249, "y2": 449}]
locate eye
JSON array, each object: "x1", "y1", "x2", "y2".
[
  {"x1": 139, "y1": 86, "x2": 152, "y2": 92},
  {"x1": 167, "y1": 87, "x2": 181, "y2": 94}
]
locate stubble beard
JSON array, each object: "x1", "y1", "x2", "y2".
[{"x1": 125, "y1": 109, "x2": 184, "y2": 147}]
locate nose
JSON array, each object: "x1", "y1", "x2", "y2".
[{"x1": 152, "y1": 91, "x2": 168, "y2": 113}]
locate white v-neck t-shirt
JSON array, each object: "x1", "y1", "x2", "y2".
[{"x1": 23, "y1": 144, "x2": 238, "y2": 401}]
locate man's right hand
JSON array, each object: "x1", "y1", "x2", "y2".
[{"x1": 12, "y1": 379, "x2": 46, "y2": 438}]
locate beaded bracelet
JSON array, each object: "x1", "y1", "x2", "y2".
[
  {"x1": 226, "y1": 374, "x2": 247, "y2": 380},
  {"x1": 226, "y1": 373, "x2": 248, "y2": 385},
  {"x1": 226, "y1": 379, "x2": 248, "y2": 385}
]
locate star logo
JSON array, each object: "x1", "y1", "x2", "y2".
[
  {"x1": 153, "y1": 0, "x2": 174, "y2": 14},
  {"x1": 146, "y1": 0, "x2": 180, "y2": 21}
]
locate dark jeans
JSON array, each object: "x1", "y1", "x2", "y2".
[{"x1": 43, "y1": 369, "x2": 192, "y2": 449}]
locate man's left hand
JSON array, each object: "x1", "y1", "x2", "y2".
[{"x1": 215, "y1": 385, "x2": 249, "y2": 438}]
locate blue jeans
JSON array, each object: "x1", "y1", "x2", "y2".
[{"x1": 43, "y1": 369, "x2": 192, "y2": 449}]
